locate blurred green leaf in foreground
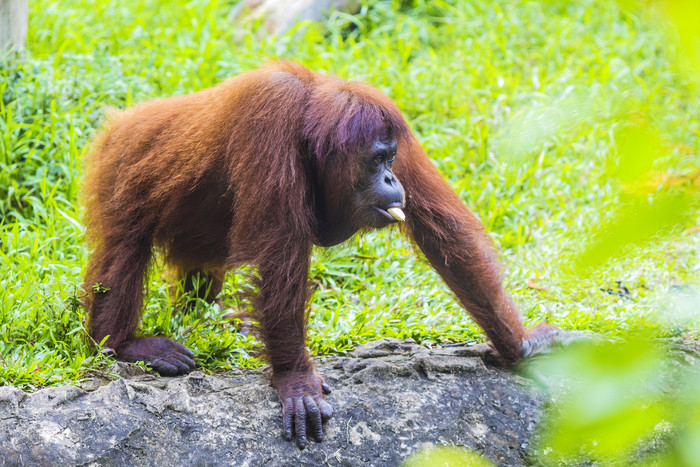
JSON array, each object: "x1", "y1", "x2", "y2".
[
  {"x1": 528, "y1": 339, "x2": 700, "y2": 465},
  {"x1": 403, "y1": 445, "x2": 494, "y2": 467},
  {"x1": 516, "y1": 1, "x2": 700, "y2": 465}
]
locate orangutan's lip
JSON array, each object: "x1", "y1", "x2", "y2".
[
  {"x1": 374, "y1": 207, "x2": 398, "y2": 223},
  {"x1": 374, "y1": 203, "x2": 404, "y2": 223}
]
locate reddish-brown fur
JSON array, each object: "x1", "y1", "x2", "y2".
[{"x1": 83, "y1": 61, "x2": 558, "y2": 447}]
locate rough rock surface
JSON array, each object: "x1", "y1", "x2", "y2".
[{"x1": 0, "y1": 338, "x2": 549, "y2": 466}]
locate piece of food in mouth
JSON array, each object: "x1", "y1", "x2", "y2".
[{"x1": 387, "y1": 207, "x2": 405, "y2": 221}]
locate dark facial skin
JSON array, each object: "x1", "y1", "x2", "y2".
[
  {"x1": 314, "y1": 135, "x2": 406, "y2": 247},
  {"x1": 350, "y1": 136, "x2": 405, "y2": 229}
]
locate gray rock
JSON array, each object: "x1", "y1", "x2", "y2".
[
  {"x1": 1, "y1": 337, "x2": 696, "y2": 466},
  {"x1": 0, "y1": 338, "x2": 543, "y2": 466}
]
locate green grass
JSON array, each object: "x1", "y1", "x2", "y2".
[{"x1": 1, "y1": 0, "x2": 698, "y2": 389}]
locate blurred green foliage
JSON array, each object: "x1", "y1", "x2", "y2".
[
  {"x1": 527, "y1": 338, "x2": 700, "y2": 465},
  {"x1": 403, "y1": 445, "x2": 494, "y2": 466},
  {"x1": 520, "y1": 2, "x2": 700, "y2": 465}
]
